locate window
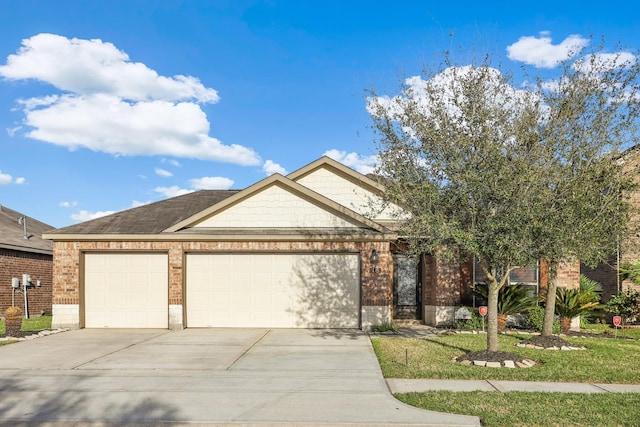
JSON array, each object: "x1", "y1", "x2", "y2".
[{"x1": 472, "y1": 257, "x2": 539, "y2": 307}]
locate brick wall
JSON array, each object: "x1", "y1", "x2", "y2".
[
  {"x1": 581, "y1": 257, "x2": 618, "y2": 301},
  {"x1": 557, "y1": 261, "x2": 580, "y2": 290},
  {"x1": 52, "y1": 239, "x2": 392, "y2": 310},
  {"x1": 421, "y1": 255, "x2": 461, "y2": 307},
  {"x1": 619, "y1": 148, "x2": 640, "y2": 293},
  {"x1": 0, "y1": 248, "x2": 52, "y2": 316},
  {"x1": 576, "y1": 150, "x2": 640, "y2": 299}
]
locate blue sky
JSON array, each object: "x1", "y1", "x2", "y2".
[{"x1": 0, "y1": 1, "x2": 639, "y2": 228}]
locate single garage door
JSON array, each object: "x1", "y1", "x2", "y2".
[
  {"x1": 84, "y1": 253, "x2": 169, "y2": 328},
  {"x1": 186, "y1": 253, "x2": 360, "y2": 328}
]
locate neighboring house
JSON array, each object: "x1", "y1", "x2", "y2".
[
  {"x1": 581, "y1": 145, "x2": 640, "y2": 300},
  {"x1": 0, "y1": 205, "x2": 53, "y2": 317},
  {"x1": 44, "y1": 156, "x2": 578, "y2": 330}
]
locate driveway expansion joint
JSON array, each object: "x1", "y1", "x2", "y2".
[{"x1": 224, "y1": 329, "x2": 271, "y2": 371}]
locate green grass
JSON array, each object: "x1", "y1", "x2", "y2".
[
  {"x1": 373, "y1": 333, "x2": 640, "y2": 426},
  {"x1": 582, "y1": 322, "x2": 640, "y2": 340},
  {"x1": 0, "y1": 315, "x2": 52, "y2": 335},
  {"x1": 397, "y1": 391, "x2": 640, "y2": 427},
  {"x1": 372, "y1": 333, "x2": 640, "y2": 383}
]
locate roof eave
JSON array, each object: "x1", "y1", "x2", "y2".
[{"x1": 43, "y1": 232, "x2": 398, "y2": 242}]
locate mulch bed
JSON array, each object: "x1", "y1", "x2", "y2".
[
  {"x1": 456, "y1": 350, "x2": 527, "y2": 364},
  {"x1": 519, "y1": 334, "x2": 575, "y2": 349}
]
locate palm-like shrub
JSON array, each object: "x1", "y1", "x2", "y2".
[
  {"x1": 474, "y1": 283, "x2": 537, "y2": 329},
  {"x1": 555, "y1": 275, "x2": 603, "y2": 332}
]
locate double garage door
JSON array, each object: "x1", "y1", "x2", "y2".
[{"x1": 84, "y1": 253, "x2": 360, "y2": 328}]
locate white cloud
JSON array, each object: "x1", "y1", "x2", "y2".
[
  {"x1": 189, "y1": 176, "x2": 234, "y2": 190},
  {"x1": 59, "y1": 201, "x2": 77, "y2": 208},
  {"x1": 507, "y1": 32, "x2": 589, "y2": 68},
  {"x1": 262, "y1": 160, "x2": 287, "y2": 175},
  {"x1": 0, "y1": 170, "x2": 25, "y2": 184},
  {"x1": 0, "y1": 33, "x2": 219, "y2": 102},
  {"x1": 0, "y1": 33, "x2": 261, "y2": 166},
  {"x1": 70, "y1": 200, "x2": 151, "y2": 223},
  {"x1": 161, "y1": 158, "x2": 181, "y2": 167},
  {"x1": 573, "y1": 52, "x2": 638, "y2": 73},
  {"x1": 131, "y1": 200, "x2": 151, "y2": 208},
  {"x1": 324, "y1": 149, "x2": 378, "y2": 175},
  {"x1": 71, "y1": 209, "x2": 115, "y2": 222},
  {"x1": 6, "y1": 126, "x2": 20, "y2": 137},
  {"x1": 0, "y1": 171, "x2": 11, "y2": 185},
  {"x1": 154, "y1": 185, "x2": 194, "y2": 198},
  {"x1": 155, "y1": 167, "x2": 173, "y2": 177},
  {"x1": 368, "y1": 66, "x2": 543, "y2": 140}
]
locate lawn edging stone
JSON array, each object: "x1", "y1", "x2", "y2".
[{"x1": 0, "y1": 328, "x2": 68, "y2": 342}]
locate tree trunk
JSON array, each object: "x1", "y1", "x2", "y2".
[
  {"x1": 542, "y1": 260, "x2": 558, "y2": 336},
  {"x1": 487, "y1": 280, "x2": 500, "y2": 352},
  {"x1": 560, "y1": 316, "x2": 572, "y2": 333}
]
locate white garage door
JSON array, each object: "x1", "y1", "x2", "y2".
[
  {"x1": 186, "y1": 253, "x2": 360, "y2": 328},
  {"x1": 84, "y1": 253, "x2": 169, "y2": 328}
]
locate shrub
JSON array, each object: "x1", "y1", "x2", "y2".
[
  {"x1": 376, "y1": 321, "x2": 399, "y2": 333},
  {"x1": 549, "y1": 275, "x2": 603, "y2": 332},
  {"x1": 605, "y1": 289, "x2": 640, "y2": 325},
  {"x1": 453, "y1": 307, "x2": 484, "y2": 330},
  {"x1": 619, "y1": 262, "x2": 640, "y2": 285},
  {"x1": 525, "y1": 305, "x2": 560, "y2": 333},
  {"x1": 473, "y1": 283, "x2": 538, "y2": 315}
]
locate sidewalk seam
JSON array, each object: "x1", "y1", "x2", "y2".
[{"x1": 485, "y1": 380, "x2": 501, "y2": 391}]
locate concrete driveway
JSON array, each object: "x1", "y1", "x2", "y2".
[{"x1": 0, "y1": 328, "x2": 480, "y2": 426}]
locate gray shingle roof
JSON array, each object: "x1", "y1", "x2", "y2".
[
  {"x1": 46, "y1": 190, "x2": 239, "y2": 235},
  {"x1": 0, "y1": 205, "x2": 54, "y2": 254}
]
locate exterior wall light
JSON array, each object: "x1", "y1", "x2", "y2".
[{"x1": 370, "y1": 249, "x2": 379, "y2": 264}]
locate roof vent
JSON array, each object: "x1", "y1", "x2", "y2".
[{"x1": 17, "y1": 216, "x2": 28, "y2": 240}]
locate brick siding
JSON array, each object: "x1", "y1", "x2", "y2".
[
  {"x1": 0, "y1": 248, "x2": 52, "y2": 316},
  {"x1": 52, "y1": 240, "x2": 392, "y2": 309}
]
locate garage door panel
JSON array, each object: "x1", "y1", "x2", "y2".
[
  {"x1": 85, "y1": 253, "x2": 168, "y2": 328},
  {"x1": 186, "y1": 253, "x2": 359, "y2": 328}
]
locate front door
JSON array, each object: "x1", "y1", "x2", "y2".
[{"x1": 394, "y1": 255, "x2": 421, "y2": 320}]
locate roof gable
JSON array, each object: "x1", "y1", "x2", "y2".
[
  {"x1": 287, "y1": 156, "x2": 404, "y2": 222},
  {"x1": 166, "y1": 174, "x2": 388, "y2": 233}
]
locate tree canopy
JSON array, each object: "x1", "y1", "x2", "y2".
[{"x1": 368, "y1": 44, "x2": 640, "y2": 351}]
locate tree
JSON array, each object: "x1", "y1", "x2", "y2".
[
  {"x1": 369, "y1": 61, "x2": 551, "y2": 352},
  {"x1": 528, "y1": 47, "x2": 640, "y2": 336},
  {"x1": 368, "y1": 43, "x2": 640, "y2": 352}
]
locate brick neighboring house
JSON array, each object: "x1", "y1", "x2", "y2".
[
  {"x1": 0, "y1": 205, "x2": 53, "y2": 317},
  {"x1": 580, "y1": 145, "x2": 640, "y2": 300},
  {"x1": 44, "y1": 156, "x2": 578, "y2": 330}
]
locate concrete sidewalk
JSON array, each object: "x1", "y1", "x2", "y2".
[{"x1": 387, "y1": 378, "x2": 640, "y2": 394}]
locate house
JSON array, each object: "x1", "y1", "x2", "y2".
[
  {"x1": 0, "y1": 205, "x2": 53, "y2": 317},
  {"x1": 45, "y1": 157, "x2": 403, "y2": 330},
  {"x1": 581, "y1": 145, "x2": 640, "y2": 300},
  {"x1": 44, "y1": 156, "x2": 579, "y2": 330}
]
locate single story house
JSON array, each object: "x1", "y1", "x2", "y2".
[
  {"x1": 44, "y1": 156, "x2": 578, "y2": 330},
  {"x1": 0, "y1": 205, "x2": 53, "y2": 317}
]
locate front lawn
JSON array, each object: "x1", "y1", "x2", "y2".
[
  {"x1": 0, "y1": 315, "x2": 52, "y2": 335},
  {"x1": 373, "y1": 332, "x2": 640, "y2": 426},
  {"x1": 372, "y1": 333, "x2": 640, "y2": 383},
  {"x1": 398, "y1": 391, "x2": 640, "y2": 427}
]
